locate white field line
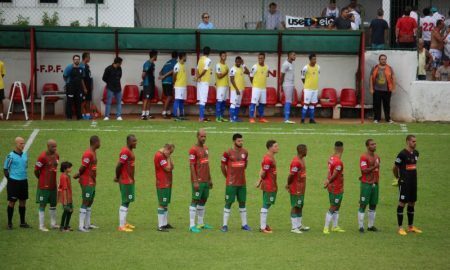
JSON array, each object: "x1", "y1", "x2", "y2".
[
  {"x1": 0, "y1": 129, "x2": 40, "y2": 193},
  {"x1": 23, "y1": 120, "x2": 32, "y2": 127}
]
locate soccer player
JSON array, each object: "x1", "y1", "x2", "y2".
[
  {"x1": 173, "y1": 52, "x2": 187, "y2": 121},
  {"x1": 80, "y1": 52, "x2": 93, "y2": 120},
  {"x1": 286, "y1": 144, "x2": 310, "y2": 234},
  {"x1": 188, "y1": 129, "x2": 213, "y2": 233},
  {"x1": 34, "y1": 139, "x2": 59, "y2": 232},
  {"x1": 301, "y1": 53, "x2": 320, "y2": 124},
  {"x1": 141, "y1": 50, "x2": 158, "y2": 120},
  {"x1": 281, "y1": 51, "x2": 296, "y2": 124},
  {"x1": 215, "y1": 51, "x2": 229, "y2": 122},
  {"x1": 394, "y1": 135, "x2": 422, "y2": 236},
  {"x1": 229, "y1": 56, "x2": 249, "y2": 122},
  {"x1": 220, "y1": 133, "x2": 250, "y2": 232},
  {"x1": 159, "y1": 51, "x2": 178, "y2": 118},
  {"x1": 323, "y1": 141, "x2": 345, "y2": 234},
  {"x1": 73, "y1": 135, "x2": 100, "y2": 232},
  {"x1": 115, "y1": 135, "x2": 137, "y2": 232},
  {"x1": 249, "y1": 53, "x2": 269, "y2": 123},
  {"x1": 154, "y1": 143, "x2": 175, "y2": 232},
  {"x1": 256, "y1": 140, "x2": 278, "y2": 233},
  {"x1": 58, "y1": 161, "x2": 73, "y2": 232},
  {"x1": 358, "y1": 139, "x2": 380, "y2": 233},
  {"x1": 195, "y1": 46, "x2": 212, "y2": 122}
]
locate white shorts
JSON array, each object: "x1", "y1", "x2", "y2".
[
  {"x1": 216, "y1": 86, "x2": 229, "y2": 102},
  {"x1": 303, "y1": 89, "x2": 318, "y2": 105},
  {"x1": 251, "y1": 87, "x2": 266, "y2": 105},
  {"x1": 283, "y1": 85, "x2": 294, "y2": 103},
  {"x1": 197, "y1": 82, "x2": 209, "y2": 105},
  {"x1": 230, "y1": 90, "x2": 243, "y2": 107},
  {"x1": 430, "y1": 49, "x2": 442, "y2": 68},
  {"x1": 174, "y1": 87, "x2": 187, "y2": 100}
]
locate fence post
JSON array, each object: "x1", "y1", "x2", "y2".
[
  {"x1": 172, "y1": 0, "x2": 176, "y2": 29},
  {"x1": 95, "y1": 0, "x2": 99, "y2": 27}
]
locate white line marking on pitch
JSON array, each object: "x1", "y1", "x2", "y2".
[
  {"x1": 23, "y1": 120, "x2": 32, "y2": 127},
  {"x1": 399, "y1": 124, "x2": 408, "y2": 132},
  {"x1": 90, "y1": 121, "x2": 97, "y2": 128},
  {"x1": 0, "y1": 129, "x2": 40, "y2": 193}
]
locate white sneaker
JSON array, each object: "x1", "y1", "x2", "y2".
[
  {"x1": 373, "y1": 120, "x2": 378, "y2": 124},
  {"x1": 51, "y1": 224, "x2": 60, "y2": 229},
  {"x1": 162, "y1": 111, "x2": 167, "y2": 116},
  {"x1": 85, "y1": 224, "x2": 100, "y2": 230},
  {"x1": 78, "y1": 227, "x2": 90, "y2": 233},
  {"x1": 290, "y1": 228, "x2": 303, "y2": 234},
  {"x1": 103, "y1": 117, "x2": 110, "y2": 121},
  {"x1": 284, "y1": 120, "x2": 295, "y2": 124},
  {"x1": 39, "y1": 226, "x2": 49, "y2": 232},
  {"x1": 116, "y1": 116, "x2": 123, "y2": 121},
  {"x1": 299, "y1": 225, "x2": 310, "y2": 231}
]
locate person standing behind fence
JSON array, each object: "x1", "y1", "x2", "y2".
[
  {"x1": 321, "y1": 0, "x2": 339, "y2": 19},
  {"x1": 80, "y1": 52, "x2": 93, "y2": 120},
  {"x1": 369, "y1": 9, "x2": 389, "y2": 50},
  {"x1": 395, "y1": 7, "x2": 417, "y2": 49},
  {"x1": 159, "y1": 51, "x2": 178, "y2": 119},
  {"x1": 420, "y1": 8, "x2": 436, "y2": 51},
  {"x1": 141, "y1": 50, "x2": 158, "y2": 120},
  {"x1": 0, "y1": 59, "x2": 5, "y2": 120},
  {"x1": 330, "y1": 7, "x2": 352, "y2": 30},
  {"x1": 430, "y1": 20, "x2": 445, "y2": 81},
  {"x1": 198, "y1": 13, "x2": 215, "y2": 29},
  {"x1": 102, "y1": 57, "x2": 123, "y2": 121},
  {"x1": 63, "y1": 55, "x2": 86, "y2": 120},
  {"x1": 258, "y1": 2, "x2": 285, "y2": 30},
  {"x1": 370, "y1": 54, "x2": 395, "y2": 124}
]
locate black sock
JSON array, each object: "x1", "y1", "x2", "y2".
[
  {"x1": 65, "y1": 211, "x2": 72, "y2": 229},
  {"x1": 397, "y1": 206, "x2": 404, "y2": 227},
  {"x1": 407, "y1": 206, "x2": 414, "y2": 226},
  {"x1": 60, "y1": 211, "x2": 67, "y2": 228},
  {"x1": 19, "y1": 206, "x2": 26, "y2": 224},
  {"x1": 7, "y1": 206, "x2": 14, "y2": 225}
]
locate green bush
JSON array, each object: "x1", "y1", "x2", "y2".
[{"x1": 42, "y1": 11, "x2": 59, "y2": 26}]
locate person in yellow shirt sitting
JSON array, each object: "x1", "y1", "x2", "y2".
[
  {"x1": 249, "y1": 53, "x2": 269, "y2": 123},
  {"x1": 301, "y1": 54, "x2": 320, "y2": 124},
  {"x1": 215, "y1": 52, "x2": 230, "y2": 122}
]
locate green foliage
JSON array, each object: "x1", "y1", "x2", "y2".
[
  {"x1": 69, "y1": 20, "x2": 81, "y2": 27},
  {"x1": 87, "y1": 17, "x2": 95, "y2": 27},
  {"x1": 0, "y1": 10, "x2": 5, "y2": 25},
  {"x1": 42, "y1": 11, "x2": 59, "y2": 26},
  {"x1": 12, "y1": 14, "x2": 30, "y2": 26}
]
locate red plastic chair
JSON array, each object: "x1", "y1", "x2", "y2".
[
  {"x1": 241, "y1": 87, "x2": 253, "y2": 106},
  {"x1": 150, "y1": 86, "x2": 160, "y2": 104},
  {"x1": 340, "y1": 88, "x2": 357, "y2": 107},
  {"x1": 186, "y1": 85, "x2": 197, "y2": 104},
  {"x1": 9, "y1": 83, "x2": 28, "y2": 103},
  {"x1": 266, "y1": 87, "x2": 278, "y2": 106},
  {"x1": 206, "y1": 86, "x2": 216, "y2": 105},
  {"x1": 319, "y1": 88, "x2": 337, "y2": 108},
  {"x1": 281, "y1": 88, "x2": 299, "y2": 106},
  {"x1": 102, "y1": 86, "x2": 117, "y2": 105},
  {"x1": 122, "y1": 85, "x2": 140, "y2": 104},
  {"x1": 42, "y1": 83, "x2": 59, "y2": 103}
]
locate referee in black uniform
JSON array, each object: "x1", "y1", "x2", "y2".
[{"x1": 393, "y1": 135, "x2": 422, "y2": 235}]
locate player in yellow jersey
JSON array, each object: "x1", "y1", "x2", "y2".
[
  {"x1": 173, "y1": 52, "x2": 188, "y2": 121},
  {"x1": 195, "y1": 47, "x2": 212, "y2": 122},
  {"x1": 301, "y1": 54, "x2": 320, "y2": 124},
  {"x1": 229, "y1": 56, "x2": 250, "y2": 122},
  {"x1": 249, "y1": 53, "x2": 269, "y2": 123},
  {"x1": 215, "y1": 52, "x2": 229, "y2": 122}
]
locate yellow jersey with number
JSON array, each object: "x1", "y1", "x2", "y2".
[
  {"x1": 174, "y1": 62, "x2": 187, "y2": 87},
  {"x1": 215, "y1": 63, "x2": 229, "y2": 87},
  {"x1": 301, "y1": 64, "x2": 320, "y2": 90},
  {"x1": 250, "y1": 64, "x2": 268, "y2": 89},
  {"x1": 197, "y1": 56, "x2": 212, "y2": 83},
  {"x1": 230, "y1": 65, "x2": 245, "y2": 91}
]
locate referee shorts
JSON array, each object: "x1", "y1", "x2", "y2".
[{"x1": 7, "y1": 179, "x2": 29, "y2": 202}]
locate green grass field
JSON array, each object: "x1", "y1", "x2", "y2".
[{"x1": 1, "y1": 120, "x2": 450, "y2": 270}]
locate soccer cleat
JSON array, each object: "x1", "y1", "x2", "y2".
[
  {"x1": 249, "y1": 118, "x2": 256, "y2": 123},
  {"x1": 265, "y1": 225, "x2": 272, "y2": 232},
  {"x1": 241, "y1": 224, "x2": 251, "y2": 231},
  {"x1": 65, "y1": 226, "x2": 74, "y2": 231},
  {"x1": 323, "y1": 227, "x2": 330, "y2": 234},
  {"x1": 19, "y1": 223, "x2": 31, "y2": 229},
  {"x1": 7, "y1": 224, "x2": 13, "y2": 230},
  {"x1": 117, "y1": 226, "x2": 133, "y2": 232},
  {"x1": 259, "y1": 118, "x2": 269, "y2": 123},
  {"x1": 388, "y1": 120, "x2": 395, "y2": 124},
  {"x1": 116, "y1": 116, "x2": 123, "y2": 121},
  {"x1": 291, "y1": 228, "x2": 303, "y2": 234},
  {"x1": 189, "y1": 226, "x2": 201, "y2": 233},
  {"x1": 284, "y1": 120, "x2": 295, "y2": 124},
  {"x1": 39, "y1": 226, "x2": 49, "y2": 232},
  {"x1": 174, "y1": 117, "x2": 182, "y2": 121},
  {"x1": 301, "y1": 119, "x2": 305, "y2": 124},
  {"x1": 398, "y1": 227, "x2": 407, "y2": 236},
  {"x1": 85, "y1": 224, "x2": 100, "y2": 230},
  {"x1": 157, "y1": 227, "x2": 169, "y2": 232},
  {"x1": 147, "y1": 115, "x2": 155, "y2": 119},
  {"x1": 220, "y1": 225, "x2": 229, "y2": 232},
  {"x1": 299, "y1": 225, "x2": 310, "y2": 231},
  {"x1": 260, "y1": 228, "x2": 273, "y2": 234},
  {"x1": 51, "y1": 224, "x2": 60, "y2": 229},
  {"x1": 221, "y1": 118, "x2": 229, "y2": 122},
  {"x1": 103, "y1": 117, "x2": 109, "y2": 121},
  {"x1": 332, "y1": 227, "x2": 346, "y2": 233},
  {"x1": 309, "y1": 119, "x2": 317, "y2": 124},
  {"x1": 141, "y1": 115, "x2": 148, "y2": 120},
  {"x1": 373, "y1": 120, "x2": 379, "y2": 124},
  {"x1": 197, "y1": 224, "x2": 213, "y2": 229},
  {"x1": 125, "y1": 223, "x2": 135, "y2": 229},
  {"x1": 78, "y1": 227, "x2": 90, "y2": 233},
  {"x1": 392, "y1": 179, "x2": 399, "y2": 186},
  {"x1": 407, "y1": 226, "x2": 422, "y2": 233},
  {"x1": 199, "y1": 118, "x2": 211, "y2": 122},
  {"x1": 367, "y1": 226, "x2": 378, "y2": 232},
  {"x1": 359, "y1": 227, "x2": 365, "y2": 233},
  {"x1": 163, "y1": 224, "x2": 174, "y2": 229}
]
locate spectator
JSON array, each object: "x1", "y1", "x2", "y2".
[
  {"x1": 420, "y1": 8, "x2": 436, "y2": 50},
  {"x1": 370, "y1": 9, "x2": 389, "y2": 49},
  {"x1": 396, "y1": 7, "x2": 417, "y2": 48},
  {"x1": 321, "y1": 0, "x2": 339, "y2": 19},
  {"x1": 330, "y1": 7, "x2": 352, "y2": 30},
  {"x1": 80, "y1": 52, "x2": 93, "y2": 120},
  {"x1": 348, "y1": 6, "x2": 361, "y2": 30},
  {"x1": 435, "y1": 56, "x2": 450, "y2": 81},
  {"x1": 63, "y1": 55, "x2": 86, "y2": 120},
  {"x1": 0, "y1": 59, "x2": 5, "y2": 120},
  {"x1": 431, "y1": 7, "x2": 445, "y2": 22},
  {"x1": 445, "y1": 24, "x2": 450, "y2": 59},
  {"x1": 198, "y1": 13, "x2": 214, "y2": 29},
  {"x1": 445, "y1": 10, "x2": 450, "y2": 28},
  {"x1": 410, "y1": 6, "x2": 419, "y2": 24},
  {"x1": 141, "y1": 50, "x2": 158, "y2": 120},
  {"x1": 159, "y1": 51, "x2": 178, "y2": 119},
  {"x1": 102, "y1": 57, "x2": 123, "y2": 121},
  {"x1": 258, "y1": 2, "x2": 285, "y2": 30},
  {"x1": 430, "y1": 20, "x2": 445, "y2": 80},
  {"x1": 4, "y1": 137, "x2": 31, "y2": 229},
  {"x1": 417, "y1": 39, "x2": 432, "y2": 80},
  {"x1": 370, "y1": 54, "x2": 395, "y2": 124},
  {"x1": 348, "y1": 0, "x2": 364, "y2": 17}
]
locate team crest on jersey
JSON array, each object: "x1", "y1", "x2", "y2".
[
  {"x1": 120, "y1": 154, "x2": 128, "y2": 160},
  {"x1": 83, "y1": 158, "x2": 90, "y2": 163},
  {"x1": 36, "y1": 161, "x2": 43, "y2": 167},
  {"x1": 241, "y1": 154, "x2": 246, "y2": 159},
  {"x1": 205, "y1": 150, "x2": 209, "y2": 155}
]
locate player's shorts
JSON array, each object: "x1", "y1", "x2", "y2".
[
  {"x1": 36, "y1": 188, "x2": 57, "y2": 206},
  {"x1": 142, "y1": 84, "x2": 155, "y2": 100},
  {"x1": 157, "y1": 187, "x2": 172, "y2": 207},
  {"x1": 329, "y1": 192, "x2": 343, "y2": 206},
  {"x1": 0, "y1": 89, "x2": 5, "y2": 100},
  {"x1": 192, "y1": 182, "x2": 209, "y2": 201},
  {"x1": 283, "y1": 85, "x2": 295, "y2": 103},
  {"x1": 229, "y1": 90, "x2": 243, "y2": 107},
  {"x1": 290, "y1": 194, "x2": 305, "y2": 208},
  {"x1": 399, "y1": 178, "x2": 417, "y2": 203},
  {"x1": 81, "y1": 185, "x2": 96, "y2": 202},
  {"x1": 162, "y1": 83, "x2": 174, "y2": 97},
  {"x1": 225, "y1": 185, "x2": 246, "y2": 204},
  {"x1": 62, "y1": 203, "x2": 73, "y2": 211},
  {"x1": 83, "y1": 90, "x2": 92, "y2": 101},
  {"x1": 303, "y1": 89, "x2": 318, "y2": 105},
  {"x1": 216, "y1": 86, "x2": 229, "y2": 102},
  {"x1": 174, "y1": 87, "x2": 187, "y2": 100},
  {"x1": 197, "y1": 82, "x2": 209, "y2": 105},
  {"x1": 120, "y1": 183, "x2": 135, "y2": 204},
  {"x1": 6, "y1": 179, "x2": 28, "y2": 202},
  {"x1": 360, "y1": 182, "x2": 379, "y2": 206},
  {"x1": 430, "y1": 49, "x2": 442, "y2": 69},
  {"x1": 263, "y1": 191, "x2": 277, "y2": 206},
  {"x1": 251, "y1": 87, "x2": 266, "y2": 105}
]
